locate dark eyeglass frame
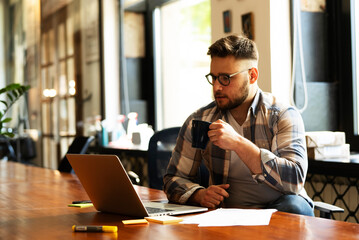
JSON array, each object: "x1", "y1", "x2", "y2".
[{"x1": 205, "y1": 69, "x2": 251, "y2": 86}]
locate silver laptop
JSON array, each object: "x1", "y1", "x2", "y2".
[{"x1": 67, "y1": 154, "x2": 208, "y2": 217}]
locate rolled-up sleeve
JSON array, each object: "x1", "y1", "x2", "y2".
[
  {"x1": 259, "y1": 107, "x2": 307, "y2": 194},
  {"x1": 163, "y1": 118, "x2": 204, "y2": 204}
]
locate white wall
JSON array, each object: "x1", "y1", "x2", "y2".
[
  {"x1": 211, "y1": 0, "x2": 292, "y2": 104},
  {"x1": 102, "y1": 0, "x2": 120, "y2": 127},
  {"x1": 270, "y1": 0, "x2": 291, "y2": 104}
]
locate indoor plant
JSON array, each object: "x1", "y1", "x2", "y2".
[{"x1": 0, "y1": 83, "x2": 30, "y2": 137}]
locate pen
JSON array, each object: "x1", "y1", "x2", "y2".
[
  {"x1": 72, "y1": 200, "x2": 92, "y2": 204},
  {"x1": 72, "y1": 225, "x2": 118, "y2": 233}
]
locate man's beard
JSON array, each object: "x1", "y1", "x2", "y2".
[{"x1": 214, "y1": 84, "x2": 249, "y2": 111}]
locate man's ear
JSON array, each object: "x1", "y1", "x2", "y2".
[{"x1": 249, "y1": 68, "x2": 258, "y2": 84}]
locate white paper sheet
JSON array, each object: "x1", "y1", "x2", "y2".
[{"x1": 181, "y1": 208, "x2": 277, "y2": 227}]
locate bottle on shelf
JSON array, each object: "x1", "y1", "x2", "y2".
[
  {"x1": 127, "y1": 112, "x2": 138, "y2": 140},
  {"x1": 111, "y1": 114, "x2": 126, "y2": 142}
]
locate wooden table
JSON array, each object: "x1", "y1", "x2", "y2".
[{"x1": 1, "y1": 161, "x2": 359, "y2": 240}]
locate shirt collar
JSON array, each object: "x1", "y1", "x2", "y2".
[{"x1": 248, "y1": 88, "x2": 262, "y2": 118}]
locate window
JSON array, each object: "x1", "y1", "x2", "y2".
[
  {"x1": 351, "y1": 0, "x2": 359, "y2": 135},
  {"x1": 337, "y1": 0, "x2": 359, "y2": 151},
  {"x1": 153, "y1": 0, "x2": 211, "y2": 130}
]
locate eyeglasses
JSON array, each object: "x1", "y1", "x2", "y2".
[{"x1": 205, "y1": 69, "x2": 251, "y2": 86}]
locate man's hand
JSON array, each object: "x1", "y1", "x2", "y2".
[
  {"x1": 208, "y1": 119, "x2": 262, "y2": 175},
  {"x1": 189, "y1": 184, "x2": 230, "y2": 208},
  {"x1": 208, "y1": 119, "x2": 241, "y2": 151}
]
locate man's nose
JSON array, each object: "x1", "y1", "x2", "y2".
[{"x1": 213, "y1": 79, "x2": 223, "y2": 91}]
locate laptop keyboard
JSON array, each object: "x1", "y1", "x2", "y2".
[{"x1": 145, "y1": 207, "x2": 174, "y2": 214}]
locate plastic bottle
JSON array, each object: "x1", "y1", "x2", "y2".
[
  {"x1": 101, "y1": 119, "x2": 109, "y2": 146},
  {"x1": 127, "y1": 112, "x2": 138, "y2": 140},
  {"x1": 112, "y1": 114, "x2": 126, "y2": 142}
]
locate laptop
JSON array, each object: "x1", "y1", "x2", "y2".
[{"x1": 66, "y1": 154, "x2": 208, "y2": 217}]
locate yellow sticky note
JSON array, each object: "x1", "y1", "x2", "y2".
[
  {"x1": 68, "y1": 203, "x2": 94, "y2": 208},
  {"x1": 122, "y1": 219, "x2": 148, "y2": 225},
  {"x1": 145, "y1": 216, "x2": 183, "y2": 224}
]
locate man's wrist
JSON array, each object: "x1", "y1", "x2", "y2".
[{"x1": 188, "y1": 188, "x2": 204, "y2": 205}]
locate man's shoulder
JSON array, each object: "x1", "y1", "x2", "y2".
[
  {"x1": 254, "y1": 91, "x2": 304, "y2": 134},
  {"x1": 199, "y1": 101, "x2": 217, "y2": 111},
  {"x1": 259, "y1": 91, "x2": 293, "y2": 114},
  {"x1": 192, "y1": 101, "x2": 219, "y2": 119}
]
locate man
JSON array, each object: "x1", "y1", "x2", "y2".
[{"x1": 163, "y1": 35, "x2": 314, "y2": 216}]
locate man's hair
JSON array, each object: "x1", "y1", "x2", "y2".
[{"x1": 207, "y1": 35, "x2": 258, "y2": 60}]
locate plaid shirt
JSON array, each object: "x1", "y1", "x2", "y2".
[{"x1": 164, "y1": 89, "x2": 312, "y2": 207}]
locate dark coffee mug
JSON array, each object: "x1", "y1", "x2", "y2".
[{"x1": 192, "y1": 120, "x2": 211, "y2": 150}]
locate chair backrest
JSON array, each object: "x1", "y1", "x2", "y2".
[
  {"x1": 148, "y1": 127, "x2": 180, "y2": 190},
  {"x1": 58, "y1": 136, "x2": 95, "y2": 172},
  {"x1": 0, "y1": 136, "x2": 16, "y2": 161},
  {"x1": 148, "y1": 127, "x2": 209, "y2": 190}
]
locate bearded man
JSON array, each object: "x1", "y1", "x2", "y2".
[{"x1": 163, "y1": 35, "x2": 314, "y2": 216}]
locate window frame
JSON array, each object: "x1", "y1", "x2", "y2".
[{"x1": 335, "y1": 0, "x2": 359, "y2": 151}]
